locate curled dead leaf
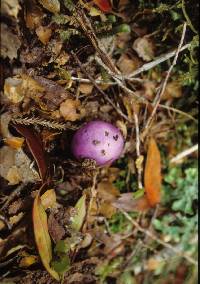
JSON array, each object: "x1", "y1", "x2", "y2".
[
  {"x1": 117, "y1": 54, "x2": 142, "y2": 75},
  {"x1": 144, "y1": 138, "x2": 162, "y2": 207}
]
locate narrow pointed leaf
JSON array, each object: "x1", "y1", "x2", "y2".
[
  {"x1": 71, "y1": 194, "x2": 86, "y2": 231},
  {"x1": 144, "y1": 138, "x2": 162, "y2": 207},
  {"x1": 33, "y1": 190, "x2": 59, "y2": 280}
]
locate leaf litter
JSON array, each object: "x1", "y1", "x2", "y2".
[{"x1": 0, "y1": 0, "x2": 198, "y2": 283}]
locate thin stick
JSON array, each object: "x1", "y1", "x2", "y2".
[
  {"x1": 125, "y1": 43, "x2": 190, "y2": 79},
  {"x1": 120, "y1": 209, "x2": 197, "y2": 266},
  {"x1": 141, "y1": 23, "x2": 187, "y2": 140},
  {"x1": 158, "y1": 104, "x2": 197, "y2": 122},
  {"x1": 170, "y1": 144, "x2": 198, "y2": 164},
  {"x1": 133, "y1": 110, "x2": 143, "y2": 189}
]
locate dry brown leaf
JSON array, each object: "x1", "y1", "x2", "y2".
[
  {"x1": 4, "y1": 137, "x2": 25, "y2": 149},
  {"x1": 25, "y1": 1, "x2": 43, "y2": 30},
  {"x1": 36, "y1": 26, "x2": 52, "y2": 45},
  {"x1": 113, "y1": 193, "x2": 150, "y2": 212},
  {"x1": 79, "y1": 83, "x2": 94, "y2": 95},
  {"x1": 117, "y1": 54, "x2": 142, "y2": 75},
  {"x1": 144, "y1": 138, "x2": 162, "y2": 207},
  {"x1": 97, "y1": 181, "x2": 120, "y2": 202},
  {"x1": 33, "y1": 189, "x2": 59, "y2": 280},
  {"x1": 162, "y1": 81, "x2": 182, "y2": 100},
  {"x1": 60, "y1": 99, "x2": 83, "y2": 121},
  {"x1": 99, "y1": 202, "x2": 117, "y2": 218},
  {"x1": 0, "y1": 23, "x2": 21, "y2": 60},
  {"x1": 38, "y1": 0, "x2": 60, "y2": 13},
  {"x1": 133, "y1": 37, "x2": 155, "y2": 62},
  {"x1": 0, "y1": 146, "x2": 40, "y2": 185},
  {"x1": 1, "y1": 0, "x2": 21, "y2": 19}
]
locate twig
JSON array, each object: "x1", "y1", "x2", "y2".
[
  {"x1": 158, "y1": 104, "x2": 197, "y2": 122},
  {"x1": 95, "y1": 56, "x2": 147, "y2": 103},
  {"x1": 0, "y1": 183, "x2": 27, "y2": 211},
  {"x1": 141, "y1": 23, "x2": 187, "y2": 140},
  {"x1": 124, "y1": 43, "x2": 190, "y2": 79},
  {"x1": 71, "y1": 51, "x2": 131, "y2": 122},
  {"x1": 170, "y1": 144, "x2": 198, "y2": 164},
  {"x1": 133, "y1": 110, "x2": 143, "y2": 189},
  {"x1": 120, "y1": 209, "x2": 197, "y2": 266}
]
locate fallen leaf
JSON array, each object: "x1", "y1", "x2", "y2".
[
  {"x1": 36, "y1": 26, "x2": 52, "y2": 45},
  {"x1": 19, "y1": 255, "x2": 39, "y2": 267},
  {"x1": 1, "y1": 0, "x2": 21, "y2": 19},
  {"x1": 4, "y1": 137, "x2": 24, "y2": 149},
  {"x1": 79, "y1": 83, "x2": 94, "y2": 95},
  {"x1": 38, "y1": 0, "x2": 60, "y2": 13},
  {"x1": 59, "y1": 99, "x2": 82, "y2": 121},
  {"x1": 94, "y1": 0, "x2": 112, "y2": 12},
  {"x1": 144, "y1": 138, "x2": 162, "y2": 206},
  {"x1": 117, "y1": 54, "x2": 142, "y2": 75},
  {"x1": 0, "y1": 146, "x2": 40, "y2": 185},
  {"x1": 25, "y1": 0, "x2": 43, "y2": 30},
  {"x1": 41, "y1": 189, "x2": 57, "y2": 209},
  {"x1": 113, "y1": 193, "x2": 150, "y2": 212},
  {"x1": 162, "y1": 81, "x2": 182, "y2": 100},
  {"x1": 48, "y1": 213, "x2": 65, "y2": 243},
  {"x1": 133, "y1": 37, "x2": 155, "y2": 62},
  {"x1": 97, "y1": 181, "x2": 120, "y2": 202},
  {"x1": 0, "y1": 23, "x2": 21, "y2": 60},
  {"x1": 33, "y1": 189, "x2": 60, "y2": 280},
  {"x1": 14, "y1": 125, "x2": 47, "y2": 182},
  {"x1": 71, "y1": 195, "x2": 87, "y2": 232},
  {"x1": 9, "y1": 212, "x2": 24, "y2": 225}
]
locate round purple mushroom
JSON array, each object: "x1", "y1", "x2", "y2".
[{"x1": 71, "y1": 120, "x2": 124, "y2": 166}]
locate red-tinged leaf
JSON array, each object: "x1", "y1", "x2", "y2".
[
  {"x1": 113, "y1": 193, "x2": 151, "y2": 212},
  {"x1": 93, "y1": 0, "x2": 112, "y2": 12},
  {"x1": 144, "y1": 138, "x2": 162, "y2": 207},
  {"x1": 13, "y1": 125, "x2": 47, "y2": 182},
  {"x1": 33, "y1": 188, "x2": 59, "y2": 281}
]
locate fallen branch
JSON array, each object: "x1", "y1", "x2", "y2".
[{"x1": 170, "y1": 144, "x2": 198, "y2": 164}]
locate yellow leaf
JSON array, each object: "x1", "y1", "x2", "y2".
[
  {"x1": 144, "y1": 138, "x2": 162, "y2": 207},
  {"x1": 38, "y1": 0, "x2": 60, "y2": 14},
  {"x1": 19, "y1": 255, "x2": 39, "y2": 267},
  {"x1": 41, "y1": 189, "x2": 57, "y2": 209},
  {"x1": 33, "y1": 189, "x2": 59, "y2": 281},
  {"x1": 4, "y1": 137, "x2": 24, "y2": 149}
]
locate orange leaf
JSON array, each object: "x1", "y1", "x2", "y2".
[
  {"x1": 93, "y1": 0, "x2": 112, "y2": 12},
  {"x1": 33, "y1": 188, "x2": 59, "y2": 280},
  {"x1": 144, "y1": 138, "x2": 162, "y2": 207}
]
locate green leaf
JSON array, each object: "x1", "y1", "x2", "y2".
[
  {"x1": 51, "y1": 255, "x2": 70, "y2": 274},
  {"x1": 54, "y1": 240, "x2": 70, "y2": 254},
  {"x1": 71, "y1": 194, "x2": 87, "y2": 231}
]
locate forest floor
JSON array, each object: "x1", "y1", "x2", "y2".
[{"x1": 0, "y1": 0, "x2": 198, "y2": 283}]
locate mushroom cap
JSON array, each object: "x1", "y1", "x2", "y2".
[{"x1": 71, "y1": 120, "x2": 124, "y2": 166}]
